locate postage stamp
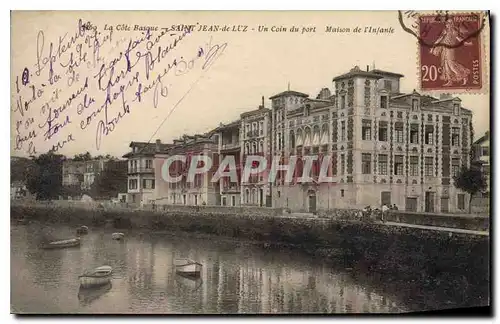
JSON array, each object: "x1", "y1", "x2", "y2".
[{"x1": 418, "y1": 12, "x2": 485, "y2": 92}]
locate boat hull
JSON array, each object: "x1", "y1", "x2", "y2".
[
  {"x1": 79, "y1": 275, "x2": 112, "y2": 288},
  {"x1": 112, "y1": 233, "x2": 124, "y2": 240},
  {"x1": 175, "y1": 263, "x2": 202, "y2": 276},
  {"x1": 42, "y1": 239, "x2": 81, "y2": 249}
]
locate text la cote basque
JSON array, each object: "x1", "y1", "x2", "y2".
[{"x1": 103, "y1": 24, "x2": 249, "y2": 32}]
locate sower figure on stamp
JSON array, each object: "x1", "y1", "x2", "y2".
[{"x1": 430, "y1": 19, "x2": 471, "y2": 86}]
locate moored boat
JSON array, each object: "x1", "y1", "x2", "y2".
[
  {"x1": 174, "y1": 259, "x2": 202, "y2": 277},
  {"x1": 111, "y1": 232, "x2": 125, "y2": 240},
  {"x1": 79, "y1": 265, "x2": 113, "y2": 288},
  {"x1": 42, "y1": 238, "x2": 81, "y2": 249}
]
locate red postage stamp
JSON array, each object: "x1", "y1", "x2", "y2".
[{"x1": 419, "y1": 12, "x2": 484, "y2": 91}]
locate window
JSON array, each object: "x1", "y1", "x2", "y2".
[
  {"x1": 378, "y1": 122, "x2": 388, "y2": 141},
  {"x1": 482, "y1": 146, "x2": 489, "y2": 156},
  {"x1": 146, "y1": 159, "x2": 153, "y2": 169},
  {"x1": 425, "y1": 126, "x2": 434, "y2": 145},
  {"x1": 383, "y1": 80, "x2": 392, "y2": 90},
  {"x1": 340, "y1": 95, "x2": 346, "y2": 109},
  {"x1": 412, "y1": 99, "x2": 419, "y2": 111},
  {"x1": 453, "y1": 104, "x2": 460, "y2": 115},
  {"x1": 394, "y1": 155, "x2": 404, "y2": 175},
  {"x1": 424, "y1": 157, "x2": 433, "y2": 176},
  {"x1": 452, "y1": 127, "x2": 460, "y2": 146},
  {"x1": 378, "y1": 154, "x2": 388, "y2": 175},
  {"x1": 143, "y1": 179, "x2": 155, "y2": 189},
  {"x1": 362, "y1": 153, "x2": 371, "y2": 174},
  {"x1": 128, "y1": 179, "x2": 138, "y2": 190},
  {"x1": 410, "y1": 125, "x2": 419, "y2": 144},
  {"x1": 394, "y1": 129, "x2": 403, "y2": 143},
  {"x1": 340, "y1": 154, "x2": 345, "y2": 175},
  {"x1": 395, "y1": 122, "x2": 404, "y2": 143},
  {"x1": 410, "y1": 156, "x2": 419, "y2": 176},
  {"x1": 452, "y1": 158, "x2": 460, "y2": 177},
  {"x1": 340, "y1": 189, "x2": 345, "y2": 198},
  {"x1": 259, "y1": 121, "x2": 264, "y2": 135},
  {"x1": 341, "y1": 121, "x2": 346, "y2": 141},
  {"x1": 362, "y1": 120, "x2": 371, "y2": 140},
  {"x1": 380, "y1": 96, "x2": 388, "y2": 109}
]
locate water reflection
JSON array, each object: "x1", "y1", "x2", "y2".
[
  {"x1": 11, "y1": 224, "x2": 407, "y2": 314},
  {"x1": 78, "y1": 283, "x2": 112, "y2": 307}
]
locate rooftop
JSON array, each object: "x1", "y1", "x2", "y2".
[{"x1": 269, "y1": 90, "x2": 309, "y2": 100}]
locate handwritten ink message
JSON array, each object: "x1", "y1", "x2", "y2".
[{"x1": 12, "y1": 19, "x2": 228, "y2": 156}]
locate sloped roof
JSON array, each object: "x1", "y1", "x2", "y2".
[{"x1": 269, "y1": 90, "x2": 309, "y2": 100}]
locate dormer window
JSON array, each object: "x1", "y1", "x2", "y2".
[
  {"x1": 380, "y1": 96, "x2": 388, "y2": 109},
  {"x1": 453, "y1": 104, "x2": 460, "y2": 115},
  {"x1": 412, "y1": 99, "x2": 419, "y2": 111}
]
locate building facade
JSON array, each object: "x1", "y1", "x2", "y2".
[
  {"x1": 148, "y1": 65, "x2": 476, "y2": 213},
  {"x1": 62, "y1": 160, "x2": 85, "y2": 187},
  {"x1": 240, "y1": 98, "x2": 272, "y2": 207},
  {"x1": 472, "y1": 131, "x2": 490, "y2": 195},
  {"x1": 123, "y1": 141, "x2": 171, "y2": 205},
  {"x1": 211, "y1": 120, "x2": 242, "y2": 207},
  {"x1": 154, "y1": 135, "x2": 220, "y2": 206}
]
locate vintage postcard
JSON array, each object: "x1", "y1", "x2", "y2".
[{"x1": 10, "y1": 11, "x2": 490, "y2": 315}]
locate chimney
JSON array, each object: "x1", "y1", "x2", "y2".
[
  {"x1": 155, "y1": 139, "x2": 161, "y2": 152},
  {"x1": 366, "y1": 65, "x2": 369, "y2": 72},
  {"x1": 262, "y1": 96, "x2": 265, "y2": 107}
]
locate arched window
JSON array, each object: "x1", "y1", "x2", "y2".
[
  {"x1": 245, "y1": 143, "x2": 250, "y2": 154},
  {"x1": 259, "y1": 140, "x2": 264, "y2": 153},
  {"x1": 289, "y1": 130, "x2": 296, "y2": 149},
  {"x1": 252, "y1": 188, "x2": 257, "y2": 204},
  {"x1": 296, "y1": 128, "x2": 304, "y2": 147},
  {"x1": 245, "y1": 189, "x2": 249, "y2": 204},
  {"x1": 312, "y1": 125, "x2": 321, "y2": 146},
  {"x1": 321, "y1": 124, "x2": 329, "y2": 145},
  {"x1": 304, "y1": 127, "x2": 312, "y2": 147},
  {"x1": 252, "y1": 142, "x2": 257, "y2": 154}
]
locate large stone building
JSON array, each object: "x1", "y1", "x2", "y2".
[
  {"x1": 271, "y1": 66, "x2": 473, "y2": 213},
  {"x1": 149, "y1": 65, "x2": 475, "y2": 213}
]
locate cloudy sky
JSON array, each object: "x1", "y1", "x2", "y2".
[{"x1": 11, "y1": 11, "x2": 490, "y2": 158}]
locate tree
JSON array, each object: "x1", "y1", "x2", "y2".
[
  {"x1": 453, "y1": 166, "x2": 487, "y2": 213},
  {"x1": 89, "y1": 161, "x2": 127, "y2": 199},
  {"x1": 26, "y1": 153, "x2": 65, "y2": 200},
  {"x1": 73, "y1": 152, "x2": 92, "y2": 161}
]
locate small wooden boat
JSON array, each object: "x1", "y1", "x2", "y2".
[
  {"x1": 42, "y1": 238, "x2": 81, "y2": 249},
  {"x1": 111, "y1": 232, "x2": 125, "y2": 240},
  {"x1": 76, "y1": 225, "x2": 89, "y2": 235},
  {"x1": 79, "y1": 265, "x2": 113, "y2": 288},
  {"x1": 174, "y1": 259, "x2": 202, "y2": 277}
]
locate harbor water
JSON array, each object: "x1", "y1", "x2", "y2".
[{"x1": 10, "y1": 222, "x2": 481, "y2": 314}]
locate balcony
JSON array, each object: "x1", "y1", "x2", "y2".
[
  {"x1": 128, "y1": 167, "x2": 155, "y2": 174},
  {"x1": 222, "y1": 184, "x2": 241, "y2": 193},
  {"x1": 221, "y1": 143, "x2": 241, "y2": 152},
  {"x1": 246, "y1": 130, "x2": 260, "y2": 138}
]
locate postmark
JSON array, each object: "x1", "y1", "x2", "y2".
[{"x1": 398, "y1": 11, "x2": 488, "y2": 93}]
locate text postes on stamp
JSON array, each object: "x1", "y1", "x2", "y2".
[{"x1": 419, "y1": 13, "x2": 483, "y2": 92}]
